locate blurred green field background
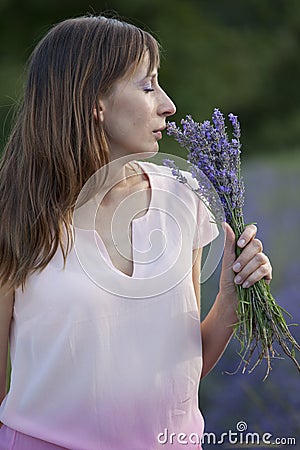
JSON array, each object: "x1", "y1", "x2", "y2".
[
  {"x1": 1, "y1": 0, "x2": 299, "y2": 447},
  {"x1": 2, "y1": 0, "x2": 300, "y2": 156}
]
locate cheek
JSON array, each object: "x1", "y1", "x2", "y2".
[
  {"x1": 111, "y1": 107, "x2": 149, "y2": 134},
  {"x1": 103, "y1": 91, "x2": 153, "y2": 140},
  {"x1": 120, "y1": 97, "x2": 151, "y2": 123}
]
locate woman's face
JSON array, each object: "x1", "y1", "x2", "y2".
[{"x1": 100, "y1": 52, "x2": 176, "y2": 160}]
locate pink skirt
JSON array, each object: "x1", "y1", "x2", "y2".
[{"x1": 0, "y1": 424, "x2": 69, "y2": 450}]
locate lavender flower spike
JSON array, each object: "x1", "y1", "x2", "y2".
[
  {"x1": 163, "y1": 159, "x2": 188, "y2": 184},
  {"x1": 166, "y1": 109, "x2": 300, "y2": 379}
]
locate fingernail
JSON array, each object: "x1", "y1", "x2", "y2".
[
  {"x1": 235, "y1": 276, "x2": 242, "y2": 284},
  {"x1": 233, "y1": 262, "x2": 241, "y2": 272},
  {"x1": 242, "y1": 281, "x2": 249, "y2": 288},
  {"x1": 237, "y1": 238, "x2": 246, "y2": 247}
]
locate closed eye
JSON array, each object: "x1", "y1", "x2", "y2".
[{"x1": 141, "y1": 72, "x2": 159, "y2": 93}]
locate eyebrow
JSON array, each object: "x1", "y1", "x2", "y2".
[{"x1": 141, "y1": 71, "x2": 158, "y2": 82}]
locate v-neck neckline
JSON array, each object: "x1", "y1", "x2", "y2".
[{"x1": 90, "y1": 160, "x2": 154, "y2": 279}]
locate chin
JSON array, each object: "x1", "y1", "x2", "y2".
[
  {"x1": 140, "y1": 149, "x2": 158, "y2": 159},
  {"x1": 131, "y1": 143, "x2": 159, "y2": 160}
]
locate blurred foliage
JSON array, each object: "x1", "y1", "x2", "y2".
[{"x1": 1, "y1": 0, "x2": 300, "y2": 157}]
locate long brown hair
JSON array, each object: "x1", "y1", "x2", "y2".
[{"x1": 0, "y1": 15, "x2": 160, "y2": 290}]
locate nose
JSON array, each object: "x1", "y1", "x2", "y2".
[{"x1": 158, "y1": 87, "x2": 176, "y2": 118}]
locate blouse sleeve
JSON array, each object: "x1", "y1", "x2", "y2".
[
  {"x1": 177, "y1": 168, "x2": 219, "y2": 249},
  {"x1": 193, "y1": 194, "x2": 219, "y2": 250}
]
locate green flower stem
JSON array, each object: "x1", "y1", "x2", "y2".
[
  {"x1": 178, "y1": 168, "x2": 299, "y2": 379},
  {"x1": 222, "y1": 211, "x2": 300, "y2": 379}
]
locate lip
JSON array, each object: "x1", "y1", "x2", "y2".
[
  {"x1": 153, "y1": 126, "x2": 166, "y2": 140},
  {"x1": 153, "y1": 130, "x2": 162, "y2": 140},
  {"x1": 153, "y1": 126, "x2": 166, "y2": 133}
]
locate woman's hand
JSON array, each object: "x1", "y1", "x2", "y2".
[
  {"x1": 232, "y1": 223, "x2": 272, "y2": 287},
  {"x1": 201, "y1": 223, "x2": 273, "y2": 378},
  {"x1": 219, "y1": 223, "x2": 273, "y2": 302}
]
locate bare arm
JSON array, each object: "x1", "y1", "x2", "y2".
[
  {"x1": 0, "y1": 283, "x2": 14, "y2": 403},
  {"x1": 199, "y1": 292, "x2": 237, "y2": 379},
  {"x1": 192, "y1": 248, "x2": 235, "y2": 378},
  {"x1": 193, "y1": 223, "x2": 272, "y2": 379}
]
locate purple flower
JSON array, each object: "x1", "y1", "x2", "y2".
[
  {"x1": 163, "y1": 158, "x2": 225, "y2": 223},
  {"x1": 165, "y1": 110, "x2": 245, "y2": 229},
  {"x1": 164, "y1": 109, "x2": 300, "y2": 378}
]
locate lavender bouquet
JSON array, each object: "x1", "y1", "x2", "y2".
[{"x1": 164, "y1": 109, "x2": 300, "y2": 379}]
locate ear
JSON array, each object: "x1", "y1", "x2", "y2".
[{"x1": 93, "y1": 101, "x2": 105, "y2": 122}]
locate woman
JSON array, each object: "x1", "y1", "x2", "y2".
[{"x1": 0, "y1": 15, "x2": 272, "y2": 450}]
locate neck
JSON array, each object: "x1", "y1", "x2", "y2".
[{"x1": 73, "y1": 154, "x2": 150, "y2": 230}]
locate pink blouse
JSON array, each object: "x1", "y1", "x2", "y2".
[{"x1": 0, "y1": 161, "x2": 218, "y2": 449}]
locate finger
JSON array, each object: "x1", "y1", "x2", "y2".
[
  {"x1": 234, "y1": 254, "x2": 272, "y2": 287},
  {"x1": 237, "y1": 224, "x2": 257, "y2": 249},
  {"x1": 264, "y1": 276, "x2": 272, "y2": 285},
  {"x1": 220, "y1": 223, "x2": 240, "y2": 297},
  {"x1": 263, "y1": 267, "x2": 273, "y2": 284},
  {"x1": 234, "y1": 253, "x2": 268, "y2": 284},
  {"x1": 237, "y1": 263, "x2": 272, "y2": 288},
  {"x1": 222, "y1": 222, "x2": 236, "y2": 269},
  {"x1": 233, "y1": 238, "x2": 263, "y2": 273}
]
